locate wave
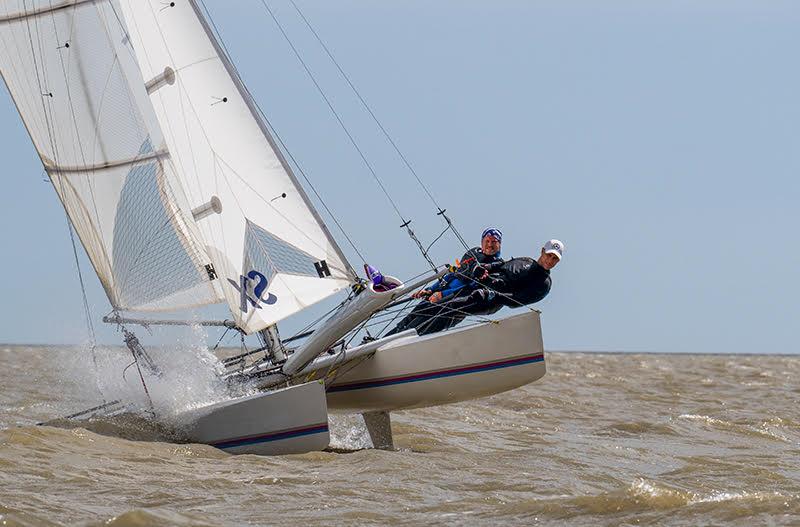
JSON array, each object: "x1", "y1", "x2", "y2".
[
  {"x1": 503, "y1": 479, "x2": 798, "y2": 521},
  {"x1": 678, "y1": 414, "x2": 793, "y2": 442},
  {"x1": 97, "y1": 508, "x2": 215, "y2": 527},
  {"x1": 595, "y1": 420, "x2": 679, "y2": 437}
]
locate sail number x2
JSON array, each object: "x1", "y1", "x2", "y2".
[{"x1": 229, "y1": 271, "x2": 277, "y2": 313}]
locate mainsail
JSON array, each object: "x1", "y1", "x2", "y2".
[{"x1": 0, "y1": 0, "x2": 357, "y2": 333}]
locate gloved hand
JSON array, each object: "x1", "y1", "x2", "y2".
[
  {"x1": 485, "y1": 277, "x2": 505, "y2": 289},
  {"x1": 412, "y1": 289, "x2": 433, "y2": 299},
  {"x1": 471, "y1": 263, "x2": 491, "y2": 281},
  {"x1": 469, "y1": 288, "x2": 496, "y2": 303}
]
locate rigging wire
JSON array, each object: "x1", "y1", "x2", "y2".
[
  {"x1": 253, "y1": 0, "x2": 441, "y2": 269},
  {"x1": 211, "y1": 326, "x2": 233, "y2": 351},
  {"x1": 64, "y1": 217, "x2": 98, "y2": 352},
  {"x1": 255, "y1": 0, "x2": 405, "y2": 222},
  {"x1": 37, "y1": 2, "x2": 155, "y2": 399},
  {"x1": 448, "y1": 267, "x2": 536, "y2": 313},
  {"x1": 287, "y1": 0, "x2": 438, "y2": 208},
  {"x1": 283, "y1": 0, "x2": 474, "y2": 254},
  {"x1": 286, "y1": 296, "x2": 350, "y2": 340}
]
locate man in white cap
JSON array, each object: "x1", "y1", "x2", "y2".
[
  {"x1": 465, "y1": 238, "x2": 564, "y2": 309},
  {"x1": 540, "y1": 239, "x2": 564, "y2": 271},
  {"x1": 387, "y1": 237, "x2": 563, "y2": 337}
]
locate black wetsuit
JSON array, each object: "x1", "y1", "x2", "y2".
[
  {"x1": 385, "y1": 247, "x2": 502, "y2": 336},
  {"x1": 490, "y1": 257, "x2": 552, "y2": 307},
  {"x1": 412, "y1": 257, "x2": 552, "y2": 334}
]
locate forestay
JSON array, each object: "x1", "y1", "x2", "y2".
[
  {"x1": 0, "y1": 0, "x2": 357, "y2": 333},
  {"x1": 117, "y1": 0, "x2": 356, "y2": 333}
]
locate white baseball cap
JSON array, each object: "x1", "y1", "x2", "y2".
[{"x1": 543, "y1": 239, "x2": 564, "y2": 260}]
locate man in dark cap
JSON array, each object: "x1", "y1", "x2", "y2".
[{"x1": 385, "y1": 228, "x2": 504, "y2": 336}]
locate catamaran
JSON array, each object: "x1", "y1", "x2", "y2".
[{"x1": 0, "y1": 0, "x2": 546, "y2": 454}]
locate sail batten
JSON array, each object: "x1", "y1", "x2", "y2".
[
  {"x1": 0, "y1": 0, "x2": 100, "y2": 24},
  {"x1": 44, "y1": 149, "x2": 169, "y2": 173}
]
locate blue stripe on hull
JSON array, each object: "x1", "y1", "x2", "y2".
[
  {"x1": 328, "y1": 353, "x2": 544, "y2": 393},
  {"x1": 213, "y1": 423, "x2": 329, "y2": 450}
]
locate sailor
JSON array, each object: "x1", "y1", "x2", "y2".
[
  {"x1": 421, "y1": 238, "x2": 565, "y2": 335},
  {"x1": 461, "y1": 238, "x2": 564, "y2": 312},
  {"x1": 385, "y1": 228, "x2": 504, "y2": 336}
]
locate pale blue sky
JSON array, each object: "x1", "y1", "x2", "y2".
[{"x1": 1, "y1": 0, "x2": 798, "y2": 352}]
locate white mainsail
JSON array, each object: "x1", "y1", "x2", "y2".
[
  {"x1": 117, "y1": 0, "x2": 356, "y2": 333},
  {"x1": 1, "y1": 0, "x2": 357, "y2": 333}
]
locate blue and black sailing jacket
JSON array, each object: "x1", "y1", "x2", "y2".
[{"x1": 427, "y1": 247, "x2": 503, "y2": 300}]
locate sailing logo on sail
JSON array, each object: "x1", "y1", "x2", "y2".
[{"x1": 228, "y1": 270, "x2": 278, "y2": 313}]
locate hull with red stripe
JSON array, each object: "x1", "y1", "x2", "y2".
[
  {"x1": 326, "y1": 310, "x2": 546, "y2": 413},
  {"x1": 183, "y1": 380, "x2": 330, "y2": 455}
]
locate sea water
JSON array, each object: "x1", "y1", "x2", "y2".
[{"x1": 1, "y1": 347, "x2": 799, "y2": 526}]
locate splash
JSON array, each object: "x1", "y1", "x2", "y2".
[
  {"x1": 56, "y1": 324, "x2": 238, "y2": 431},
  {"x1": 328, "y1": 414, "x2": 373, "y2": 451}
]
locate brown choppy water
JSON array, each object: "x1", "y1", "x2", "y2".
[{"x1": 2, "y1": 345, "x2": 800, "y2": 526}]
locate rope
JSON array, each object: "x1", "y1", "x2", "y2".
[
  {"x1": 402, "y1": 220, "x2": 437, "y2": 270},
  {"x1": 437, "y1": 207, "x2": 472, "y2": 253},
  {"x1": 362, "y1": 261, "x2": 540, "y2": 338},
  {"x1": 373, "y1": 304, "x2": 414, "y2": 336},
  {"x1": 424, "y1": 225, "x2": 451, "y2": 255}
]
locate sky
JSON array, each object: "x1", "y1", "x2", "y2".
[{"x1": 0, "y1": 0, "x2": 798, "y2": 353}]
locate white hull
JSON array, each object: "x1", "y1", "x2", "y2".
[
  {"x1": 182, "y1": 381, "x2": 330, "y2": 455},
  {"x1": 325, "y1": 311, "x2": 546, "y2": 413},
  {"x1": 52, "y1": 312, "x2": 544, "y2": 455}
]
